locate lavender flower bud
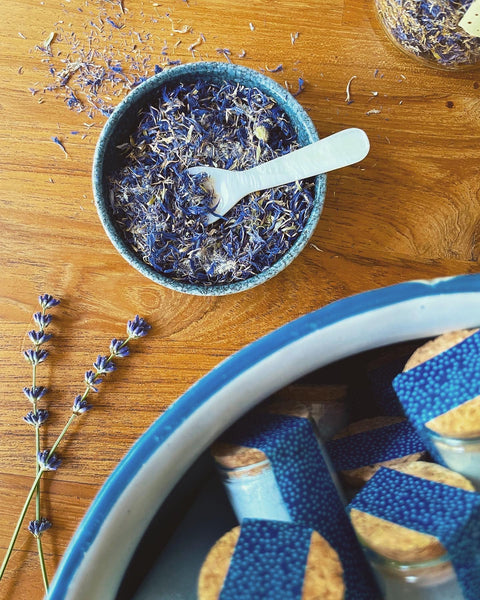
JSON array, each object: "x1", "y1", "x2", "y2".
[
  {"x1": 93, "y1": 355, "x2": 116, "y2": 374},
  {"x1": 85, "y1": 370, "x2": 101, "y2": 392},
  {"x1": 23, "y1": 409, "x2": 49, "y2": 427},
  {"x1": 33, "y1": 312, "x2": 52, "y2": 329},
  {"x1": 38, "y1": 294, "x2": 60, "y2": 310},
  {"x1": 23, "y1": 386, "x2": 47, "y2": 402},
  {"x1": 110, "y1": 338, "x2": 129, "y2": 357},
  {"x1": 28, "y1": 518, "x2": 52, "y2": 538},
  {"x1": 72, "y1": 395, "x2": 93, "y2": 415},
  {"x1": 23, "y1": 348, "x2": 48, "y2": 365},
  {"x1": 126, "y1": 315, "x2": 151, "y2": 338},
  {"x1": 37, "y1": 450, "x2": 62, "y2": 471},
  {"x1": 28, "y1": 329, "x2": 52, "y2": 346}
]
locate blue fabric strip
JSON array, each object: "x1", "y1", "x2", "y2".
[
  {"x1": 392, "y1": 330, "x2": 480, "y2": 461},
  {"x1": 326, "y1": 420, "x2": 426, "y2": 472},
  {"x1": 349, "y1": 467, "x2": 480, "y2": 600},
  {"x1": 367, "y1": 356, "x2": 409, "y2": 416},
  {"x1": 219, "y1": 519, "x2": 312, "y2": 600},
  {"x1": 221, "y1": 413, "x2": 380, "y2": 599}
]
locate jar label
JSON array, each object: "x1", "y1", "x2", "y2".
[{"x1": 459, "y1": 0, "x2": 480, "y2": 37}]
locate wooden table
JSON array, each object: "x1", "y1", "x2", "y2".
[{"x1": 0, "y1": 0, "x2": 479, "y2": 597}]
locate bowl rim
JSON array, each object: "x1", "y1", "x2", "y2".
[
  {"x1": 47, "y1": 273, "x2": 480, "y2": 599},
  {"x1": 92, "y1": 61, "x2": 326, "y2": 296}
]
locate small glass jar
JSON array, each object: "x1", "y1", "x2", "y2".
[
  {"x1": 428, "y1": 430, "x2": 480, "y2": 490},
  {"x1": 214, "y1": 457, "x2": 291, "y2": 523},
  {"x1": 374, "y1": 0, "x2": 480, "y2": 70},
  {"x1": 364, "y1": 546, "x2": 464, "y2": 600},
  {"x1": 272, "y1": 383, "x2": 350, "y2": 441},
  {"x1": 211, "y1": 405, "x2": 345, "y2": 522}
]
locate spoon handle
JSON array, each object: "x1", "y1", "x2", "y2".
[{"x1": 237, "y1": 128, "x2": 370, "y2": 195}]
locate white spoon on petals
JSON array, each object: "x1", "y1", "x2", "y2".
[{"x1": 187, "y1": 127, "x2": 370, "y2": 225}]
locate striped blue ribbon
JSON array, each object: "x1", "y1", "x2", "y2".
[
  {"x1": 326, "y1": 420, "x2": 425, "y2": 472},
  {"x1": 392, "y1": 330, "x2": 480, "y2": 461},
  {"x1": 349, "y1": 467, "x2": 480, "y2": 600},
  {"x1": 219, "y1": 519, "x2": 312, "y2": 600},
  {"x1": 221, "y1": 413, "x2": 380, "y2": 599}
]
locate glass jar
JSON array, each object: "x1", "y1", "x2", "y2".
[
  {"x1": 374, "y1": 0, "x2": 480, "y2": 70},
  {"x1": 428, "y1": 430, "x2": 480, "y2": 490},
  {"x1": 214, "y1": 458, "x2": 291, "y2": 523},
  {"x1": 365, "y1": 546, "x2": 464, "y2": 600}
]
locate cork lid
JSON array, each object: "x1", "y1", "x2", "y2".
[
  {"x1": 403, "y1": 329, "x2": 480, "y2": 438},
  {"x1": 210, "y1": 441, "x2": 267, "y2": 470},
  {"x1": 198, "y1": 525, "x2": 345, "y2": 600},
  {"x1": 211, "y1": 400, "x2": 311, "y2": 469},
  {"x1": 274, "y1": 384, "x2": 348, "y2": 405},
  {"x1": 350, "y1": 461, "x2": 475, "y2": 564},
  {"x1": 333, "y1": 417, "x2": 426, "y2": 487}
]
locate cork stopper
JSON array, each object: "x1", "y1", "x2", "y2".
[
  {"x1": 403, "y1": 329, "x2": 480, "y2": 438},
  {"x1": 211, "y1": 400, "x2": 311, "y2": 470},
  {"x1": 198, "y1": 525, "x2": 345, "y2": 600},
  {"x1": 333, "y1": 416, "x2": 427, "y2": 487},
  {"x1": 274, "y1": 384, "x2": 348, "y2": 406},
  {"x1": 263, "y1": 397, "x2": 311, "y2": 419},
  {"x1": 350, "y1": 461, "x2": 475, "y2": 564},
  {"x1": 210, "y1": 441, "x2": 267, "y2": 470}
]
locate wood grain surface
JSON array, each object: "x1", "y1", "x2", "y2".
[{"x1": 1, "y1": 0, "x2": 479, "y2": 597}]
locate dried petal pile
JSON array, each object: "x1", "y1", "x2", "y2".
[{"x1": 108, "y1": 79, "x2": 315, "y2": 285}]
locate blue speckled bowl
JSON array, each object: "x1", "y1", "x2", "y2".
[{"x1": 92, "y1": 62, "x2": 326, "y2": 296}]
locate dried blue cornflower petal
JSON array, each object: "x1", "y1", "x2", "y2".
[
  {"x1": 110, "y1": 338, "x2": 129, "y2": 357},
  {"x1": 28, "y1": 518, "x2": 52, "y2": 538},
  {"x1": 23, "y1": 409, "x2": 49, "y2": 427},
  {"x1": 127, "y1": 316, "x2": 151, "y2": 338},
  {"x1": 33, "y1": 311, "x2": 53, "y2": 329},
  {"x1": 37, "y1": 450, "x2": 62, "y2": 471},
  {"x1": 93, "y1": 355, "x2": 116, "y2": 374},
  {"x1": 85, "y1": 370, "x2": 101, "y2": 392},
  {"x1": 23, "y1": 386, "x2": 47, "y2": 402},
  {"x1": 72, "y1": 395, "x2": 93, "y2": 415},
  {"x1": 38, "y1": 294, "x2": 60, "y2": 310},
  {"x1": 28, "y1": 330, "x2": 53, "y2": 346},
  {"x1": 23, "y1": 349, "x2": 48, "y2": 365}
]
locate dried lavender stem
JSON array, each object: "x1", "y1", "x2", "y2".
[
  {"x1": 0, "y1": 468, "x2": 46, "y2": 581},
  {"x1": 37, "y1": 536, "x2": 49, "y2": 591},
  {"x1": 31, "y1": 308, "x2": 49, "y2": 591},
  {"x1": 45, "y1": 337, "x2": 132, "y2": 461},
  {"x1": 47, "y1": 414, "x2": 77, "y2": 460}
]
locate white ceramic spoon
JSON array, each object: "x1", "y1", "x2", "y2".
[{"x1": 188, "y1": 127, "x2": 370, "y2": 225}]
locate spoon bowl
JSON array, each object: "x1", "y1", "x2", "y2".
[{"x1": 188, "y1": 128, "x2": 370, "y2": 224}]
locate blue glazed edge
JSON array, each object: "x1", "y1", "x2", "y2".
[
  {"x1": 92, "y1": 61, "x2": 326, "y2": 296},
  {"x1": 48, "y1": 273, "x2": 480, "y2": 598}
]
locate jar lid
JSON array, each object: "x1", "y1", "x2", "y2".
[
  {"x1": 198, "y1": 524, "x2": 345, "y2": 600},
  {"x1": 350, "y1": 461, "x2": 475, "y2": 564},
  {"x1": 211, "y1": 400, "x2": 311, "y2": 468},
  {"x1": 404, "y1": 330, "x2": 480, "y2": 438},
  {"x1": 331, "y1": 416, "x2": 426, "y2": 487},
  {"x1": 273, "y1": 383, "x2": 348, "y2": 406}
]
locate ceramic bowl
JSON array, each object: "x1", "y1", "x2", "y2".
[
  {"x1": 92, "y1": 61, "x2": 326, "y2": 296},
  {"x1": 47, "y1": 273, "x2": 480, "y2": 600}
]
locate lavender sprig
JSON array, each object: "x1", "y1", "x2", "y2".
[
  {"x1": 0, "y1": 309, "x2": 151, "y2": 590},
  {"x1": 25, "y1": 294, "x2": 59, "y2": 591}
]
